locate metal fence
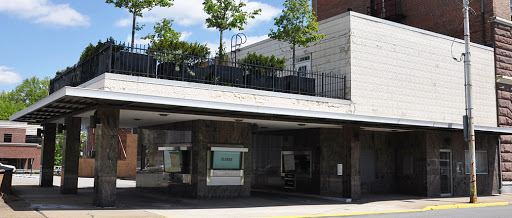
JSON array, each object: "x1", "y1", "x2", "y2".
[{"x1": 50, "y1": 41, "x2": 348, "y2": 100}]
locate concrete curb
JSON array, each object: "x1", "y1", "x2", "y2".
[
  {"x1": 422, "y1": 202, "x2": 509, "y2": 211},
  {"x1": 265, "y1": 202, "x2": 509, "y2": 218}
]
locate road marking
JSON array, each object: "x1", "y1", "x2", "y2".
[{"x1": 265, "y1": 202, "x2": 509, "y2": 218}]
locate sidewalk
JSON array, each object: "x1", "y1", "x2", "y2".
[{"x1": 1, "y1": 174, "x2": 511, "y2": 218}]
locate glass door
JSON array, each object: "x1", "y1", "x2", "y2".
[{"x1": 440, "y1": 149, "x2": 452, "y2": 196}]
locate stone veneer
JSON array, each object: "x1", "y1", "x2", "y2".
[
  {"x1": 494, "y1": 21, "x2": 512, "y2": 182},
  {"x1": 139, "y1": 120, "x2": 253, "y2": 199}
]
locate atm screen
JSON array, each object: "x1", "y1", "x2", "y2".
[
  {"x1": 212, "y1": 151, "x2": 242, "y2": 170},
  {"x1": 163, "y1": 151, "x2": 182, "y2": 173},
  {"x1": 283, "y1": 154, "x2": 295, "y2": 173}
]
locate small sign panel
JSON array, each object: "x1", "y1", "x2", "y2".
[
  {"x1": 212, "y1": 151, "x2": 242, "y2": 170},
  {"x1": 337, "y1": 164, "x2": 343, "y2": 176}
]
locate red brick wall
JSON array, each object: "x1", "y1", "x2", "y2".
[
  {"x1": 0, "y1": 128, "x2": 26, "y2": 143},
  {"x1": 0, "y1": 146, "x2": 41, "y2": 170},
  {"x1": 313, "y1": 0, "x2": 510, "y2": 45}
]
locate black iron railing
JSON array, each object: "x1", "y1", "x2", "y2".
[{"x1": 50, "y1": 41, "x2": 348, "y2": 100}]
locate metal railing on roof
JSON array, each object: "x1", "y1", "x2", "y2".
[{"x1": 50, "y1": 41, "x2": 348, "y2": 100}]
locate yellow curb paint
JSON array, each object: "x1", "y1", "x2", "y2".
[
  {"x1": 264, "y1": 202, "x2": 509, "y2": 218},
  {"x1": 260, "y1": 210, "x2": 423, "y2": 218},
  {"x1": 422, "y1": 202, "x2": 509, "y2": 211}
]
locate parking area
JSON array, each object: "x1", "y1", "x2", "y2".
[{"x1": 1, "y1": 174, "x2": 512, "y2": 218}]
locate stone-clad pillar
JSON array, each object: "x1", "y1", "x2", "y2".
[
  {"x1": 40, "y1": 123, "x2": 56, "y2": 187},
  {"x1": 319, "y1": 128, "x2": 344, "y2": 197},
  {"x1": 61, "y1": 117, "x2": 81, "y2": 194},
  {"x1": 342, "y1": 126, "x2": 361, "y2": 200},
  {"x1": 93, "y1": 108, "x2": 120, "y2": 207}
]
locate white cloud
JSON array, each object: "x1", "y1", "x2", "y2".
[
  {"x1": 179, "y1": 31, "x2": 192, "y2": 41},
  {"x1": 126, "y1": 34, "x2": 151, "y2": 46},
  {"x1": 0, "y1": 0, "x2": 90, "y2": 27},
  {"x1": 0, "y1": 66, "x2": 22, "y2": 85},
  {"x1": 244, "y1": 1, "x2": 281, "y2": 30},
  {"x1": 243, "y1": 35, "x2": 269, "y2": 47},
  {"x1": 115, "y1": 0, "x2": 280, "y2": 29},
  {"x1": 116, "y1": 18, "x2": 131, "y2": 27}
]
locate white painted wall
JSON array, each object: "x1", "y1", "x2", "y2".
[
  {"x1": 82, "y1": 12, "x2": 497, "y2": 127},
  {"x1": 237, "y1": 13, "x2": 352, "y2": 98},
  {"x1": 238, "y1": 12, "x2": 497, "y2": 127},
  {"x1": 349, "y1": 13, "x2": 496, "y2": 126},
  {"x1": 84, "y1": 74, "x2": 353, "y2": 115}
]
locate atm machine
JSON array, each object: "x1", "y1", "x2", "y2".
[
  {"x1": 159, "y1": 144, "x2": 192, "y2": 184},
  {"x1": 281, "y1": 150, "x2": 312, "y2": 189},
  {"x1": 207, "y1": 146, "x2": 248, "y2": 186}
]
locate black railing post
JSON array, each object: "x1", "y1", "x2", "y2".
[
  {"x1": 146, "y1": 47, "x2": 150, "y2": 77},
  {"x1": 297, "y1": 71, "x2": 301, "y2": 94},
  {"x1": 108, "y1": 42, "x2": 113, "y2": 73},
  {"x1": 272, "y1": 65, "x2": 275, "y2": 91},
  {"x1": 182, "y1": 54, "x2": 186, "y2": 81},
  {"x1": 343, "y1": 75, "x2": 347, "y2": 99},
  {"x1": 214, "y1": 59, "x2": 218, "y2": 84},
  {"x1": 322, "y1": 72, "x2": 325, "y2": 97}
]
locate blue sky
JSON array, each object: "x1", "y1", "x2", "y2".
[{"x1": 0, "y1": 0, "x2": 285, "y2": 92}]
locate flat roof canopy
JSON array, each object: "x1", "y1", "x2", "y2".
[{"x1": 10, "y1": 86, "x2": 512, "y2": 134}]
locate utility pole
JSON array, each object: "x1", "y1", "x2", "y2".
[{"x1": 463, "y1": 0, "x2": 477, "y2": 203}]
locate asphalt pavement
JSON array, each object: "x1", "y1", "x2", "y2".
[
  {"x1": 350, "y1": 205, "x2": 512, "y2": 218},
  {"x1": 2, "y1": 174, "x2": 512, "y2": 218}
]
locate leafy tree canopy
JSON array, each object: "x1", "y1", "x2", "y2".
[
  {"x1": 203, "y1": 0, "x2": 261, "y2": 59},
  {"x1": 269, "y1": 0, "x2": 325, "y2": 68},
  {"x1": 79, "y1": 37, "x2": 116, "y2": 62},
  {"x1": 239, "y1": 52, "x2": 285, "y2": 75},
  {"x1": 143, "y1": 18, "x2": 210, "y2": 57},
  {"x1": 106, "y1": 0, "x2": 174, "y2": 49},
  {"x1": 106, "y1": 0, "x2": 173, "y2": 16},
  {"x1": 0, "y1": 77, "x2": 50, "y2": 120}
]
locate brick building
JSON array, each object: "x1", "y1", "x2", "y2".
[
  {"x1": 310, "y1": 0, "x2": 512, "y2": 192},
  {"x1": 9, "y1": 1, "x2": 512, "y2": 207},
  {"x1": 312, "y1": 0, "x2": 511, "y2": 46},
  {"x1": 0, "y1": 121, "x2": 42, "y2": 171}
]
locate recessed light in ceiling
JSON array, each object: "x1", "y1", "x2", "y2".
[
  {"x1": 298, "y1": 123, "x2": 306, "y2": 126},
  {"x1": 158, "y1": 114, "x2": 168, "y2": 117}
]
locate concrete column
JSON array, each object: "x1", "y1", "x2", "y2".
[
  {"x1": 342, "y1": 126, "x2": 361, "y2": 200},
  {"x1": 93, "y1": 108, "x2": 120, "y2": 207},
  {"x1": 40, "y1": 123, "x2": 56, "y2": 187},
  {"x1": 60, "y1": 117, "x2": 81, "y2": 194}
]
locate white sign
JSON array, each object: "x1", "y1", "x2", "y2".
[{"x1": 337, "y1": 164, "x2": 343, "y2": 176}]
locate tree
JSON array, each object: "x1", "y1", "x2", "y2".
[
  {"x1": 143, "y1": 18, "x2": 210, "y2": 56},
  {"x1": 269, "y1": 0, "x2": 325, "y2": 70},
  {"x1": 105, "y1": 0, "x2": 174, "y2": 51},
  {"x1": 203, "y1": 0, "x2": 261, "y2": 59},
  {"x1": 0, "y1": 77, "x2": 50, "y2": 120},
  {"x1": 142, "y1": 18, "x2": 181, "y2": 50},
  {"x1": 0, "y1": 91, "x2": 24, "y2": 120}
]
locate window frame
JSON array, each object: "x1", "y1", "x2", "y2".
[
  {"x1": 464, "y1": 150, "x2": 488, "y2": 175},
  {"x1": 3, "y1": 134, "x2": 12, "y2": 143}
]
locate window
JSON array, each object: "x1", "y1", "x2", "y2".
[
  {"x1": 465, "y1": 150, "x2": 488, "y2": 174},
  {"x1": 295, "y1": 54, "x2": 312, "y2": 77},
  {"x1": 3, "y1": 134, "x2": 12, "y2": 143}
]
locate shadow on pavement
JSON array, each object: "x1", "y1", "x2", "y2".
[{"x1": 5, "y1": 185, "x2": 493, "y2": 213}]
